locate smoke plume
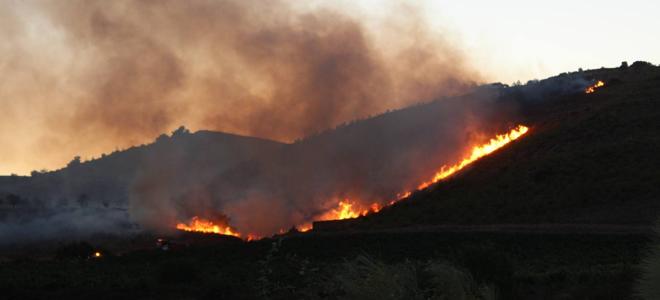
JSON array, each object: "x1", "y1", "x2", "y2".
[{"x1": 0, "y1": 0, "x2": 478, "y2": 175}]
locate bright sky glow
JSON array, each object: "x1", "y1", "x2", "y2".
[
  {"x1": 338, "y1": 0, "x2": 658, "y2": 83},
  {"x1": 420, "y1": 0, "x2": 659, "y2": 83}
]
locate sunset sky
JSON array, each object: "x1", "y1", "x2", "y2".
[{"x1": 1, "y1": 0, "x2": 658, "y2": 175}]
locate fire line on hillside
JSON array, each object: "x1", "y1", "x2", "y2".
[
  {"x1": 176, "y1": 125, "x2": 530, "y2": 239},
  {"x1": 585, "y1": 80, "x2": 605, "y2": 94}
]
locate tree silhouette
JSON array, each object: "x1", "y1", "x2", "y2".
[
  {"x1": 156, "y1": 133, "x2": 169, "y2": 143},
  {"x1": 67, "y1": 156, "x2": 82, "y2": 168},
  {"x1": 171, "y1": 126, "x2": 190, "y2": 137}
]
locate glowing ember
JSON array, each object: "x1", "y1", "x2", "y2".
[
  {"x1": 585, "y1": 80, "x2": 605, "y2": 94},
  {"x1": 176, "y1": 216, "x2": 241, "y2": 238}
]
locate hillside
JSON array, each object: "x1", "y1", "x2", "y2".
[
  {"x1": 0, "y1": 129, "x2": 284, "y2": 216},
  {"x1": 3, "y1": 62, "x2": 658, "y2": 239},
  {"x1": 1, "y1": 64, "x2": 658, "y2": 300},
  {"x1": 341, "y1": 62, "x2": 660, "y2": 229}
]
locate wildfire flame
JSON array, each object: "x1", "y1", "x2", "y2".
[
  {"x1": 176, "y1": 216, "x2": 241, "y2": 238},
  {"x1": 585, "y1": 80, "x2": 604, "y2": 94},
  {"x1": 176, "y1": 125, "x2": 530, "y2": 238},
  {"x1": 416, "y1": 125, "x2": 529, "y2": 190},
  {"x1": 306, "y1": 125, "x2": 530, "y2": 224},
  {"x1": 319, "y1": 200, "x2": 381, "y2": 221}
]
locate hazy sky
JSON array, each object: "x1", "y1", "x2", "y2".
[
  {"x1": 449, "y1": 0, "x2": 659, "y2": 81},
  {"x1": 378, "y1": 0, "x2": 659, "y2": 83},
  {"x1": 1, "y1": 0, "x2": 658, "y2": 175}
]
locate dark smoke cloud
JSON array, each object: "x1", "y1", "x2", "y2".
[
  {"x1": 131, "y1": 89, "x2": 519, "y2": 237},
  {"x1": 0, "y1": 0, "x2": 493, "y2": 241},
  {"x1": 0, "y1": 0, "x2": 478, "y2": 175}
]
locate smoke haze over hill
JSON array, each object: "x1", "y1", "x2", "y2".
[{"x1": 0, "y1": 0, "x2": 479, "y2": 175}]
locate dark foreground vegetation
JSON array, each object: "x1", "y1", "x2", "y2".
[{"x1": 0, "y1": 230, "x2": 650, "y2": 299}]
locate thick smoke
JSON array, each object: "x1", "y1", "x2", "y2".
[
  {"x1": 0, "y1": 0, "x2": 478, "y2": 175},
  {"x1": 0, "y1": 208, "x2": 134, "y2": 245},
  {"x1": 131, "y1": 73, "x2": 597, "y2": 237},
  {"x1": 0, "y1": 0, "x2": 506, "y2": 241},
  {"x1": 131, "y1": 90, "x2": 518, "y2": 237}
]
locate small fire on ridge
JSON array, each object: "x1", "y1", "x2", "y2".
[{"x1": 585, "y1": 80, "x2": 605, "y2": 94}]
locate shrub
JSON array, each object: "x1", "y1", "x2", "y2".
[
  {"x1": 334, "y1": 255, "x2": 497, "y2": 300},
  {"x1": 336, "y1": 256, "x2": 422, "y2": 300},
  {"x1": 637, "y1": 224, "x2": 660, "y2": 299}
]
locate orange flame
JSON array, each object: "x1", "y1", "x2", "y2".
[
  {"x1": 297, "y1": 223, "x2": 313, "y2": 232},
  {"x1": 585, "y1": 80, "x2": 604, "y2": 94},
  {"x1": 416, "y1": 125, "x2": 529, "y2": 190},
  {"x1": 320, "y1": 200, "x2": 361, "y2": 220},
  {"x1": 176, "y1": 216, "x2": 242, "y2": 238},
  {"x1": 176, "y1": 125, "x2": 530, "y2": 237},
  {"x1": 304, "y1": 125, "x2": 530, "y2": 227}
]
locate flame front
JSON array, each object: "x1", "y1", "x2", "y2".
[
  {"x1": 585, "y1": 80, "x2": 605, "y2": 94},
  {"x1": 176, "y1": 216, "x2": 241, "y2": 238},
  {"x1": 318, "y1": 200, "x2": 381, "y2": 221},
  {"x1": 176, "y1": 125, "x2": 531, "y2": 237},
  {"x1": 306, "y1": 125, "x2": 530, "y2": 225},
  {"x1": 416, "y1": 125, "x2": 529, "y2": 190}
]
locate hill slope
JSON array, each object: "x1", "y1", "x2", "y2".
[
  {"x1": 0, "y1": 129, "x2": 284, "y2": 211},
  {"x1": 347, "y1": 62, "x2": 660, "y2": 229}
]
